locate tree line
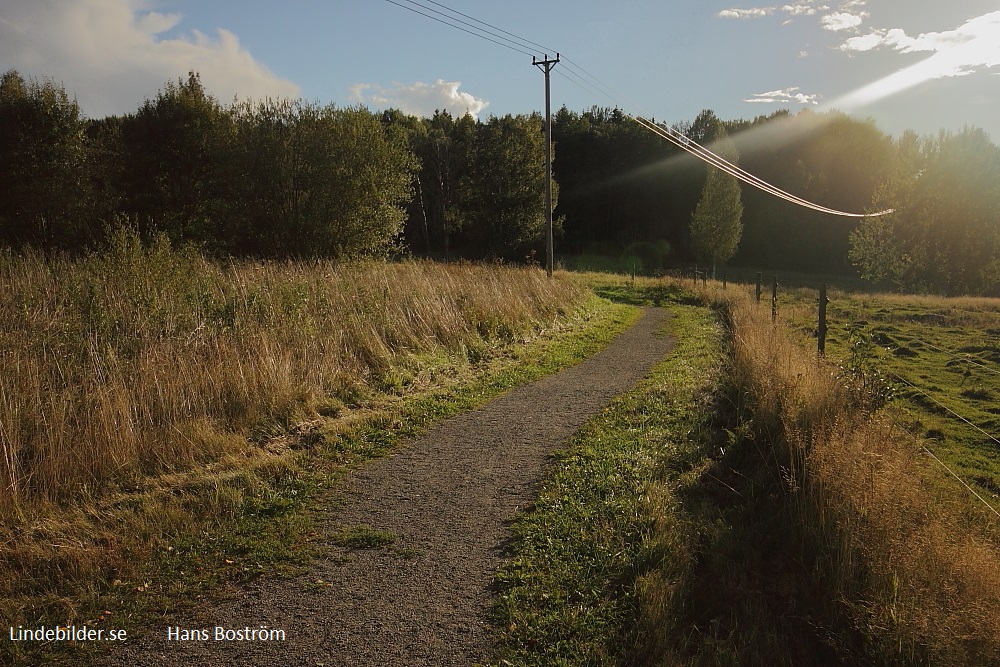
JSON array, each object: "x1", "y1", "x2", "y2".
[{"x1": 2, "y1": 68, "x2": 999, "y2": 295}]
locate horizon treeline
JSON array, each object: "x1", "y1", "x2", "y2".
[{"x1": 2, "y1": 69, "x2": 999, "y2": 295}]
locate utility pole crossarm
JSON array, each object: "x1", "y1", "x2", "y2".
[{"x1": 533, "y1": 53, "x2": 559, "y2": 278}]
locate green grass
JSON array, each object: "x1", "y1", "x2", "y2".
[
  {"x1": 331, "y1": 526, "x2": 397, "y2": 549},
  {"x1": 490, "y1": 279, "x2": 726, "y2": 666}
]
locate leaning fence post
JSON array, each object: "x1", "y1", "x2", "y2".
[{"x1": 818, "y1": 284, "x2": 828, "y2": 356}]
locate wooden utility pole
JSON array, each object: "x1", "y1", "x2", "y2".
[{"x1": 533, "y1": 54, "x2": 559, "y2": 277}]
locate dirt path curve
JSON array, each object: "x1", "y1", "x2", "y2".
[{"x1": 106, "y1": 307, "x2": 673, "y2": 667}]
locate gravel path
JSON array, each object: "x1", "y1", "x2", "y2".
[{"x1": 103, "y1": 307, "x2": 674, "y2": 667}]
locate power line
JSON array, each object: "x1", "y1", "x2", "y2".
[
  {"x1": 554, "y1": 69, "x2": 614, "y2": 106},
  {"x1": 384, "y1": 0, "x2": 535, "y2": 57},
  {"x1": 631, "y1": 115, "x2": 896, "y2": 218},
  {"x1": 558, "y1": 58, "x2": 628, "y2": 109},
  {"x1": 414, "y1": 0, "x2": 554, "y2": 54},
  {"x1": 398, "y1": 0, "x2": 626, "y2": 108}
]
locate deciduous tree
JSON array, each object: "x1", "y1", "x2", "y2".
[{"x1": 689, "y1": 118, "x2": 743, "y2": 278}]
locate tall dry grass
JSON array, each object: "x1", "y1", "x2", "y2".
[
  {"x1": 0, "y1": 230, "x2": 585, "y2": 519},
  {"x1": 721, "y1": 286, "x2": 1000, "y2": 664}
]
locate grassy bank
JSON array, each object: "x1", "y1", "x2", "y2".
[
  {"x1": 491, "y1": 277, "x2": 727, "y2": 665},
  {"x1": 0, "y1": 234, "x2": 639, "y2": 665},
  {"x1": 770, "y1": 286, "x2": 1000, "y2": 500},
  {"x1": 700, "y1": 282, "x2": 1000, "y2": 665}
]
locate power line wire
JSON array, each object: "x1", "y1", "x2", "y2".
[
  {"x1": 415, "y1": 0, "x2": 554, "y2": 54},
  {"x1": 631, "y1": 115, "x2": 895, "y2": 218},
  {"x1": 395, "y1": 0, "x2": 545, "y2": 55},
  {"x1": 384, "y1": 0, "x2": 535, "y2": 56},
  {"x1": 554, "y1": 69, "x2": 614, "y2": 107}
]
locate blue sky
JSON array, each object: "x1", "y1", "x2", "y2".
[{"x1": 1, "y1": 0, "x2": 998, "y2": 139}]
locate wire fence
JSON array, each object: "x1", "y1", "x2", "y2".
[{"x1": 725, "y1": 274, "x2": 1000, "y2": 516}]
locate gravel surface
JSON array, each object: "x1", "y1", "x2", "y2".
[{"x1": 103, "y1": 307, "x2": 674, "y2": 667}]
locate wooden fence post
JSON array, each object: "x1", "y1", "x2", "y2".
[
  {"x1": 771, "y1": 276, "x2": 778, "y2": 323},
  {"x1": 756, "y1": 272, "x2": 762, "y2": 304},
  {"x1": 818, "y1": 284, "x2": 828, "y2": 356}
]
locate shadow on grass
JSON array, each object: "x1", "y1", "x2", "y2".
[{"x1": 592, "y1": 281, "x2": 704, "y2": 308}]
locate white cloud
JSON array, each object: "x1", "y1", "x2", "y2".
[
  {"x1": 350, "y1": 80, "x2": 489, "y2": 119},
  {"x1": 840, "y1": 32, "x2": 885, "y2": 52},
  {"x1": 839, "y1": 11, "x2": 1000, "y2": 66},
  {"x1": 832, "y1": 12, "x2": 1000, "y2": 109},
  {"x1": 822, "y1": 12, "x2": 866, "y2": 32},
  {"x1": 718, "y1": 7, "x2": 776, "y2": 19},
  {"x1": 783, "y1": 4, "x2": 830, "y2": 17},
  {"x1": 744, "y1": 87, "x2": 821, "y2": 104},
  {"x1": 0, "y1": 0, "x2": 299, "y2": 118},
  {"x1": 719, "y1": 3, "x2": 830, "y2": 21}
]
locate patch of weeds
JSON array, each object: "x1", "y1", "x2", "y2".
[
  {"x1": 331, "y1": 525, "x2": 396, "y2": 549},
  {"x1": 961, "y1": 387, "x2": 995, "y2": 401},
  {"x1": 839, "y1": 322, "x2": 897, "y2": 411},
  {"x1": 392, "y1": 546, "x2": 424, "y2": 560}
]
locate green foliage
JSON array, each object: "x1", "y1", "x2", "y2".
[
  {"x1": 119, "y1": 72, "x2": 232, "y2": 246},
  {"x1": 455, "y1": 113, "x2": 555, "y2": 261},
  {"x1": 850, "y1": 127, "x2": 1000, "y2": 296},
  {"x1": 331, "y1": 526, "x2": 396, "y2": 549},
  {"x1": 228, "y1": 100, "x2": 417, "y2": 257},
  {"x1": 551, "y1": 107, "x2": 695, "y2": 259},
  {"x1": 2, "y1": 64, "x2": 996, "y2": 282},
  {"x1": 688, "y1": 123, "x2": 743, "y2": 276},
  {"x1": 838, "y1": 322, "x2": 897, "y2": 412},
  {"x1": 0, "y1": 70, "x2": 90, "y2": 248}
]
